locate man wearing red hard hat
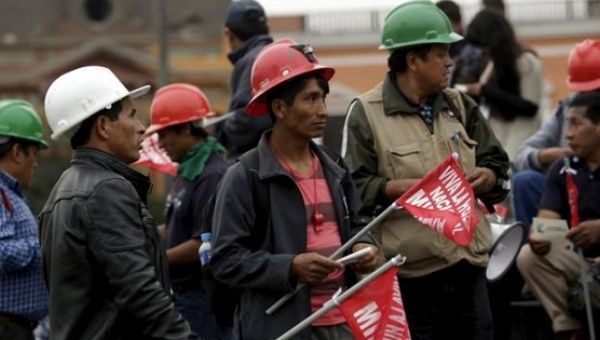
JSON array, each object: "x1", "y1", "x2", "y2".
[
  {"x1": 209, "y1": 39, "x2": 378, "y2": 340},
  {"x1": 147, "y1": 83, "x2": 231, "y2": 340}
]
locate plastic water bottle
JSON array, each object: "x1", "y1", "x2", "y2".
[{"x1": 198, "y1": 232, "x2": 212, "y2": 266}]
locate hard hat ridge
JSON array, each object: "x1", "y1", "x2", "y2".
[
  {"x1": 0, "y1": 99, "x2": 48, "y2": 148},
  {"x1": 567, "y1": 39, "x2": 600, "y2": 92},
  {"x1": 44, "y1": 66, "x2": 150, "y2": 140},
  {"x1": 146, "y1": 83, "x2": 215, "y2": 135},
  {"x1": 379, "y1": 0, "x2": 463, "y2": 51},
  {"x1": 245, "y1": 39, "x2": 335, "y2": 116}
]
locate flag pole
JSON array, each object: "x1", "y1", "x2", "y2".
[
  {"x1": 577, "y1": 248, "x2": 596, "y2": 340},
  {"x1": 275, "y1": 255, "x2": 406, "y2": 340},
  {"x1": 266, "y1": 202, "x2": 402, "y2": 315}
]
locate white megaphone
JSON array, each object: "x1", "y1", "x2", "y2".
[{"x1": 486, "y1": 221, "x2": 526, "y2": 282}]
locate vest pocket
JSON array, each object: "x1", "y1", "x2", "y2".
[
  {"x1": 448, "y1": 131, "x2": 478, "y2": 172},
  {"x1": 387, "y1": 143, "x2": 426, "y2": 179}
]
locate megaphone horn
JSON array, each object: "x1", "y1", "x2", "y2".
[{"x1": 486, "y1": 221, "x2": 526, "y2": 282}]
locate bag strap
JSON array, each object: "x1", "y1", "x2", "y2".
[{"x1": 442, "y1": 88, "x2": 468, "y2": 126}]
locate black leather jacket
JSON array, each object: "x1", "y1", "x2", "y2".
[{"x1": 39, "y1": 148, "x2": 197, "y2": 340}]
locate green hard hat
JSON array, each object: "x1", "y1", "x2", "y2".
[
  {"x1": 0, "y1": 100, "x2": 48, "y2": 148},
  {"x1": 380, "y1": 0, "x2": 464, "y2": 51}
]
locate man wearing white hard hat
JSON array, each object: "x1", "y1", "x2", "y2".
[{"x1": 39, "y1": 66, "x2": 198, "y2": 339}]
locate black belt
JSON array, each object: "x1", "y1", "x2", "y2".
[{"x1": 0, "y1": 313, "x2": 38, "y2": 330}]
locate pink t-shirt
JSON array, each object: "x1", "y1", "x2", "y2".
[{"x1": 279, "y1": 153, "x2": 345, "y2": 326}]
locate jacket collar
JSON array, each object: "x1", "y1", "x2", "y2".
[
  {"x1": 227, "y1": 34, "x2": 274, "y2": 64},
  {"x1": 0, "y1": 170, "x2": 22, "y2": 197},
  {"x1": 71, "y1": 148, "x2": 151, "y2": 203},
  {"x1": 255, "y1": 132, "x2": 345, "y2": 181},
  {"x1": 381, "y1": 72, "x2": 450, "y2": 117}
]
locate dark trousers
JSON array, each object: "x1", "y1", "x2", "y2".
[
  {"x1": 0, "y1": 319, "x2": 34, "y2": 340},
  {"x1": 173, "y1": 285, "x2": 233, "y2": 340},
  {"x1": 399, "y1": 260, "x2": 493, "y2": 340}
]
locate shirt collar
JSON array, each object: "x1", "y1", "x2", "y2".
[
  {"x1": 381, "y1": 72, "x2": 451, "y2": 116},
  {"x1": 0, "y1": 170, "x2": 22, "y2": 197}
]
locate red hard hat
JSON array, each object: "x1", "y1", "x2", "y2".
[
  {"x1": 567, "y1": 39, "x2": 600, "y2": 92},
  {"x1": 146, "y1": 83, "x2": 215, "y2": 135},
  {"x1": 245, "y1": 39, "x2": 335, "y2": 116}
]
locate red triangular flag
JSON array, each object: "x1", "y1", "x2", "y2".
[
  {"x1": 132, "y1": 133, "x2": 178, "y2": 176},
  {"x1": 564, "y1": 167, "x2": 580, "y2": 228},
  {"x1": 395, "y1": 155, "x2": 479, "y2": 246},
  {"x1": 339, "y1": 267, "x2": 411, "y2": 340}
]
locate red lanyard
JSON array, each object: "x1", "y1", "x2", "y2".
[
  {"x1": 563, "y1": 158, "x2": 580, "y2": 228},
  {"x1": 270, "y1": 144, "x2": 324, "y2": 229}
]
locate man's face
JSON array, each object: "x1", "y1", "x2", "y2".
[
  {"x1": 224, "y1": 27, "x2": 239, "y2": 52},
  {"x1": 15, "y1": 145, "x2": 38, "y2": 188},
  {"x1": 277, "y1": 77, "x2": 328, "y2": 140},
  {"x1": 414, "y1": 44, "x2": 453, "y2": 93},
  {"x1": 157, "y1": 126, "x2": 190, "y2": 163},
  {"x1": 105, "y1": 99, "x2": 145, "y2": 164},
  {"x1": 565, "y1": 106, "x2": 600, "y2": 160}
]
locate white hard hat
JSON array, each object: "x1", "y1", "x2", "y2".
[{"x1": 44, "y1": 66, "x2": 150, "y2": 140}]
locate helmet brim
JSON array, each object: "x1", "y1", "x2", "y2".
[
  {"x1": 129, "y1": 85, "x2": 151, "y2": 99},
  {"x1": 379, "y1": 32, "x2": 464, "y2": 50},
  {"x1": 567, "y1": 77, "x2": 600, "y2": 92},
  {"x1": 245, "y1": 66, "x2": 335, "y2": 116}
]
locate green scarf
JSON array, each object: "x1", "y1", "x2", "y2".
[{"x1": 178, "y1": 137, "x2": 226, "y2": 181}]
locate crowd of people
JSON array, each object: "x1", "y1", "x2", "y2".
[{"x1": 1, "y1": 0, "x2": 599, "y2": 339}]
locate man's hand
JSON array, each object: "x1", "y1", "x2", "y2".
[
  {"x1": 567, "y1": 220, "x2": 600, "y2": 248},
  {"x1": 291, "y1": 253, "x2": 343, "y2": 286},
  {"x1": 385, "y1": 179, "x2": 419, "y2": 199},
  {"x1": 466, "y1": 167, "x2": 496, "y2": 194},
  {"x1": 350, "y1": 243, "x2": 379, "y2": 274},
  {"x1": 528, "y1": 236, "x2": 551, "y2": 256}
]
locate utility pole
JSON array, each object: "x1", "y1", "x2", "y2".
[{"x1": 157, "y1": 0, "x2": 169, "y2": 87}]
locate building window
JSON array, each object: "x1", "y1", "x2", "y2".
[{"x1": 84, "y1": 0, "x2": 112, "y2": 22}]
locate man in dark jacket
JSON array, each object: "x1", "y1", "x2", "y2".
[
  {"x1": 146, "y1": 83, "x2": 231, "y2": 340},
  {"x1": 216, "y1": 0, "x2": 274, "y2": 159},
  {"x1": 210, "y1": 39, "x2": 379, "y2": 340},
  {"x1": 39, "y1": 66, "x2": 197, "y2": 339}
]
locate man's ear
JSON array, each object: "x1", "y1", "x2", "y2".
[
  {"x1": 9, "y1": 143, "x2": 21, "y2": 163},
  {"x1": 406, "y1": 51, "x2": 419, "y2": 72},
  {"x1": 10, "y1": 143, "x2": 31, "y2": 164},
  {"x1": 271, "y1": 99, "x2": 287, "y2": 121},
  {"x1": 94, "y1": 115, "x2": 111, "y2": 140}
]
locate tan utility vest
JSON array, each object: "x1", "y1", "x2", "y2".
[{"x1": 357, "y1": 84, "x2": 491, "y2": 277}]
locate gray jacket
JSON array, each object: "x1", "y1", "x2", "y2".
[
  {"x1": 39, "y1": 148, "x2": 196, "y2": 340},
  {"x1": 513, "y1": 94, "x2": 572, "y2": 171}
]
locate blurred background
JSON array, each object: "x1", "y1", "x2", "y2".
[{"x1": 1, "y1": 0, "x2": 599, "y2": 220}]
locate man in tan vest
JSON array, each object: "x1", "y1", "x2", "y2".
[{"x1": 342, "y1": 1, "x2": 509, "y2": 339}]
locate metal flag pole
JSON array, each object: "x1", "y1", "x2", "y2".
[
  {"x1": 275, "y1": 255, "x2": 406, "y2": 340},
  {"x1": 202, "y1": 112, "x2": 234, "y2": 128},
  {"x1": 266, "y1": 202, "x2": 402, "y2": 315},
  {"x1": 576, "y1": 248, "x2": 596, "y2": 340}
]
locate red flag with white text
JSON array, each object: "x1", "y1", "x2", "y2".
[
  {"x1": 338, "y1": 267, "x2": 411, "y2": 340},
  {"x1": 396, "y1": 155, "x2": 479, "y2": 246},
  {"x1": 132, "y1": 133, "x2": 177, "y2": 176}
]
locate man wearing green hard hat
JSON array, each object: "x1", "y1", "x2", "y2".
[
  {"x1": 0, "y1": 100, "x2": 48, "y2": 339},
  {"x1": 342, "y1": 1, "x2": 510, "y2": 338}
]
